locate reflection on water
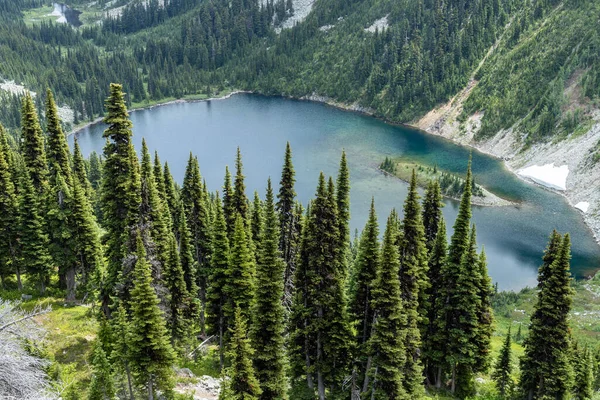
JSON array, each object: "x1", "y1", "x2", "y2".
[{"x1": 70, "y1": 94, "x2": 600, "y2": 290}]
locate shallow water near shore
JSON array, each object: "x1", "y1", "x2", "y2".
[{"x1": 70, "y1": 93, "x2": 600, "y2": 290}]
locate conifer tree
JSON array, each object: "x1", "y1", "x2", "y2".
[
  {"x1": 519, "y1": 233, "x2": 574, "y2": 400},
  {"x1": 88, "y1": 345, "x2": 116, "y2": 400},
  {"x1": 336, "y1": 151, "x2": 351, "y2": 279},
  {"x1": 250, "y1": 179, "x2": 287, "y2": 400},
  {"x1": 18, "y1": 171, "x2": 53, "y2": 293},
  {"x1": 219, "y1": 308, "x2": 262, "y2": 400},
  {"x1": 128, "y1": 235, "x2": 175, "y2": 399},
  {"x1": 232, "y1": 147, "x2": 249, "y2": 224},
  {"x1": 349, "y1": 198, "x2": 379, "y2": 363},
  {"x1": 364, "y1": 213, "x2": 408, "y2": 400},
  {"x1": 422, "y1": 217, "x2": 447, "y2": 387},
  {"x1": 152, "y1": 151, "x2": 168, "y2": 216},
  {"x1": 422, "y1": 180, "x2": 443, "y2": 252},
  {"x1": 398, "y1": 170, "x2": 427, "y2": 396},
  {"x1": 111, "y1": 303, "x2": 134, "y2": 400},
  {"x1": 20, "y1": 93, "x2": 48, "y2": 193},
  {"x1": 0, "y1": 130, "x2": 20, "y2": 289},
  {"x1": 225, "y1": 214, "x2": 256, "y2": 328},
  {"x1": 277, "y1": 142, "x2": 297, "y2": 303},
  {"x1": 88, "y1": 151, "x2": 102, "y2": 191},
  {"x1": 206, "y1": 193, "x2": 230, "y2": 370},
  {"x1": 493, "y1": 327, "x2": 513, "y2": 398},
  {"x1": 45, "y1": 89, "x2": 72, "y2": 186},
  {"x1": 288, "y1": 173, "x2": 353, "y2": 399},
  {"x1": 475, "y1": 248, "x2": 494, "y2": 372},
  {"x1": 164, "y1": 233, "x2": 191, "y2": 348},
  {"x1": 101, "y1": 83, "x2": 141, "y2": 311},
  {"x1": 572, "y1": 344, "x2": 593, "y2": 400}
]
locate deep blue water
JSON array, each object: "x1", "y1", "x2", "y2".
[{"x1": 70, "y1": 94, "x2": 600, "y2": 290}]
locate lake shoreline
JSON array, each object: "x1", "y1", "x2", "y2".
[{"x1": 69, "y1": 90, "x2": 599, "y2": 246}]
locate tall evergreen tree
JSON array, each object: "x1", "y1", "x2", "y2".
[
  {"x1": 232, "y1": 147, "x2": 249, "y2": 224},
  {"x1": 219, "y1": 308, "x2": 262, "y2": 400},
  {"x1": 349, "y1": 198, "x2": 379, "y2": 365},
  {"x1": 288, "y1": 173, "x2": 353, "y2": 399},
  {"x1": 276, "y1": 142, "x2": 297, "y2": 306},
  {"x1": 223, "y1": 165, "x2": 235, "y2": 235},
  {"x1": 475, "y1": 248, "x2": 494, "y2": 372},
  {"x1": 250, "y1": 190, "x2": 263, "y2": 262},
  {"x1": 0, "y1": 129, "x2": 20, "y2": 289},
  {"x1": 398, "y1": 170, "x2": 427, "y2": 396},
  {"x1": 164, "y1": 233, "x2": 191, "y2": 348},
  {"x1": 206, "y1": 193, "x2": 230, "y2": 370},
  {"x1": 73, "y1": 138, "x2": 93, "y2": 199},
  {"x1": 225, "y1": 214, "x2": 256, "y2": 328},
  {"x1": 364, "y1": 213, "x2": 408, "y2": 400},
  {"x1": 18, "y1": 171, "x2": 53, "y2": 293},
  {"x1": 178, "y1": 205, "x2": 199, "y2": 297},
  {"x1": 336, "y1": 151, "x2": 351, "y2": 279},
  {"x1": 422, "y1": 217, "x2": 448, "y2": 387},
  {"x1": 100, "y1": 83, "x2": 141, "y2": 311},
  {"x1": 111, "y1": 303, "x2": 134, "y2": 400},
  {"x1": 519, "y1": 233, "x2": 574, "y2": 400},
  {"x1": 128, "y1": 235, "x2": 175, "y2": 399},
  {"x1": 250, "y1": 179, "x2": 287, "y2": 400},
  {"x1": 163, "y1": 162, "x2": 180, "y2": 237},
  {"x1": 493, "y1": 327, "x2": 514, "y2": 398},
  {"x1": 20, "y1": 93, "x2": 48, "y2": 194}
]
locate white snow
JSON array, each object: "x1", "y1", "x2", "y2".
[
  {"x1": 575, "y1": 202, "x2": 590, "y2": 213},
  {"x1": 319, "y1": 24, "x2": 334, "y2": 32},
  {"x1": 517, "y1": 163, "x2": 569, "y2": 191},
  {"x1": 0, "y1": 81, "x2": 36, "y2": 97},
  {"x1": 365, "y1": 15, "x2": 389, "y2": 33},
  {"x1": 49, "y1": 3, "x2": 67, "y2": 23}
]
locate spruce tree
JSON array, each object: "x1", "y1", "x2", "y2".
[
  {"x1": 219, "y1": 308, "x2": 262, "y2": 400},
  {"x1": 232, "y1": 147, "x2": 249, "y2": 224},
  {"x1": 572, "y1": 344, "x2": 593, "y2": 400},
  {"x1": 225, "y1": 214, "x2": 256, "y2": 327},
  {"x1": 336, "y1": 150, "x2": 351, "y2": 279},
  {"x1": 422, "y1": 217, "x2": 447, "y2": 387},
  {"x1": 349, "y1": 198, "x2": 379, "y2": 364},
  {"x1": 100, "y1": 83, "x2": 141, "y2": 311},
  {"x1": 20, "y1": 93, "x2": 48, "y2": 193},
  {"x1": 88, "y1": 151, "x2": 102, "y2": 191},
  {"x1": 276, "y1": 142, "x2": 297, "y2": 304},
  {"x1": 422, "y1": 180, "x2": 443, "y2": 252},
  {"x1": 206, "y1": 193, "x2": 230, "y2": 370},
  {"x1": 519, "y1": 233, "x2": 574, "y2": 400},
  {"x1": 493, "y1": 327, "x2": 513, "y2": 398},
  {"x1": 163, "y1": 162, "x2": 180, "y2": 237},
  {"x1": 475, "y1": 248, "x2": 494, "y2": 372},
  {"x1": 223, "y1": 165, "x2": 235, "y2": 235},
  {"x1": 18, "y1": 171, "x2": 53, "y2": 293},
  {"x1": 178, "y1": 205, "x2": 199, "y2": 297},
  {"x1": 364, "y1": 213, "x2": 408, "y2": 400},
  {"x1": 0, "y1": 130, "x2": 20, "y2": 289},
  {"x1": 128, "y1": 235, "x2": 175, "y2": 399},
  {"x1": 250, "y1": 179, "x2": 287, "y2": 400},
  {"x1": 164, "y1": 233, "x2": 191, "y2": 348},
  {"x1": 88, "y1": 345, "x2": 116, "y2": 400},
  {"x1": 111, "y1": 302, "x2": 135, "y2": 400},
  {"x1": 398, "y1": 170, "x2": 427, "y2": 396},
  {"x1": 288, "y1": 173, "x2": 353, "y2": 399},
  {"x1": 45, "y1": 89, "x2": 72, "y2": 186}
]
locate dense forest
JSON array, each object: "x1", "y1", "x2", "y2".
[
  {"x1": 0, "y1": 0, "x2": 598, "y2": 150},
  {"x1": 0, "y1": 84, "x2": 596, "y2": 399}
]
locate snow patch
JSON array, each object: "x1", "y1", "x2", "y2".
[
  {"x1": 575, "y1": 202, "x2": 590, "y2": 213},
  {"x1": 517, "y1": 163, "x2": 569, "y2": 191},
  {"x1": 319, "y1": 24, "x2": 334, "y2": 32},
  {"x1": 278, "y1": 0, "x2": 317, "y2": 30},
  {"x1": 365, "y1": 15, "x2": 389, "y2": 33},
  {"x1": 0, "y1": 81, "x2": 36, "y2": 97}
]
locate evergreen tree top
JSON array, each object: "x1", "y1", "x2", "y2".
[{"x1": 103, "y1": 83, "x2": 132, "y2": 142}]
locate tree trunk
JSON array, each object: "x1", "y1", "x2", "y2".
[
  {"x1": 436, "y1": 365, "x2": 442, "y2": 389},
  {"x1": 219, "y1": 312, "x2": 225, "y2": 371},
  {"x1": 66, "y1": 266, "x2": 77, "y2": 302},
  {"x1": 40, "y1": 275, "x2": 46, "y2": 294},
  {"x1": 148, "y1": 375, "x2": 154, "y2": 400},
  {"x1": 125, "y1": 361, "x2": 134, "y2": 400},
  {"x1": 317, "y1": 307, "x2": 325, "y2": 400},
  {"x1": 362, "y1": 355, "x2": 372, "y2": 393},
  {"x1": 451, "y1": 363, "x2": 456, "y2": 394},
  {"x1": 16, "y1": 266, "x2": 22, "y2": 291}
]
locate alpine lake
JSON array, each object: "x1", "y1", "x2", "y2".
[{"x1": 70, "y1": 93, "x2": 600, "y2": 290}]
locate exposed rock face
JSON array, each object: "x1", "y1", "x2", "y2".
[{"x1": 175, "y1": 369, "x2": 221, "y2": 400}]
